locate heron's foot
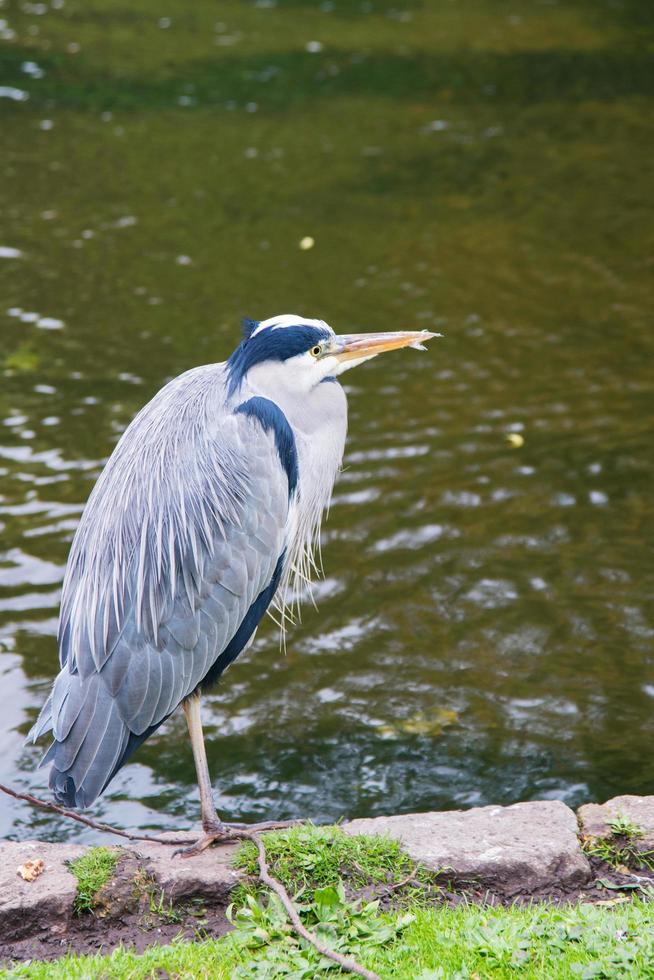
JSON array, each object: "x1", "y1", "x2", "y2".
[
  {"x1": 173, "y1": 818, "x2": 307, "y2": 858},
  {"x1": 173, "y1": 820, "x2": 235, "y2": 859}
]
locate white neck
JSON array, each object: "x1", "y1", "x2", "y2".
[{"x1": 241, "y1": 363, "x2": 348, "y2": 613}]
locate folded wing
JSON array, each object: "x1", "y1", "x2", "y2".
[{"x1": 29, "y1": 366, "x2": 290, "y2": 807}]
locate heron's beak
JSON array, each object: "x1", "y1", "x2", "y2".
[{"x1": 330, "y1": 330, "x2": 440, "y2": 365}]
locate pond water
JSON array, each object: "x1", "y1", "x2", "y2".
[{"x1": 1, "y1": 0, "x2": 653, "y2": 842}]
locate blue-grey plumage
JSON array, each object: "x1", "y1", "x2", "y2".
[{"x1": 28, "y1": 314, "x2": 438, "y2": 843}]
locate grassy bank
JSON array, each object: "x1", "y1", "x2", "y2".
[
  {"x1": 5, "y1": 827, "x2": 654, "y2": 979},
  {"x1": 7, "y1": 899, "x2": 654, "y2": 978}
]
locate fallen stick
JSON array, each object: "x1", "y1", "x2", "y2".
[
  {"x1": 0, "y1": 782, "x2": 191, "y2": 845},
  {"x1": 382, "y1": 866, "x2": 420, "y2": 894},
  {"x1": 0, "y1": 782, "x2": 380, "y2": 980}
]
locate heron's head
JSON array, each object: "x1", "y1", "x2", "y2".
[{"x1": 227, "y1": 314, "x2": 439, "y2": 396}]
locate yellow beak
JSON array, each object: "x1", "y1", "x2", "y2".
[{"x1": 331, "y1": 330, "x2": 440, "y2": 363}]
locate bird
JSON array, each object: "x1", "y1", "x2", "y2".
[{"x1": 28, "y1": 314, "x2": 438, "y2": 855}]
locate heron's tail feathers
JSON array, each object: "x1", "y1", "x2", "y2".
[
  {"x1": 31, "y1": 671, "x2": 131, "y2": 809},
  {"x1": 28, "y1": 666, "x2": 173, "y2": 809}
]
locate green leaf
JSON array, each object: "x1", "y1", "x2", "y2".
[{"x1": 313, "y1": 885, "x2": 342, "y2": 914}]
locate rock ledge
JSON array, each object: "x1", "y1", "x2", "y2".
[
  {"x1": 3, "y1": 795, "x2": 654, "y2": 960},
  {"x1": 345, "y1": 800, "x2": 591, "y2": 895}
]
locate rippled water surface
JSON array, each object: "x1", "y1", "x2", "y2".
[{"x1": 1, "y1": 0, "x2": 653, "y2": 841}]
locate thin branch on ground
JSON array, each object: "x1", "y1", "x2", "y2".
[
  {"x1": 0, "y1": 782, "x2": 380, "y2": 979},
  {"x1": 382, "y1": 866, "x2": 420, "y2": 894},
  {"x1": 0, "y1": 782, "x2": 193, "y2": 845}
]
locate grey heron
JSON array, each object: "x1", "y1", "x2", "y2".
[{"x1": 29, "y1": 314, "x2": 438, "y2": 854}]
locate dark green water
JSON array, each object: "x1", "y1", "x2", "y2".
[{"x1": 1, "y1": 0, "x2": 653, "y2": 842}]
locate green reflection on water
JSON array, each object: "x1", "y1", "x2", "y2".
[{"x1": 1, "y1": 0, "x2": 653, "y2": 840}]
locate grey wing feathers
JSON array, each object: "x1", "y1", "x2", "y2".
[{"x1": 29, "y1": 365, "x2": 289, "y2": 807}]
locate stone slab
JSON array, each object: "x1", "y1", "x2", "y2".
[
  {"x1": 127, "y1": 832, "x2": 242, "y2": 901},
  {"x1": 0, "y1": 840, "x2": 86, "y2": 941},
  {"x1": 578, "y1": 795, "x2": 654, "y2": 848},
  {"x1": 344, "y1": 801, "x2": 591, "y2": 894}
]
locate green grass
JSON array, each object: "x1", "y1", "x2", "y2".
[
  {"x1": 148, "y1": 889, "x2": 184, "y2": 926},
  {"x1": 233, "y1": 824, "x2": 437, "y2": 900},
  {"x1": 68, "y1": 846, "x2": 119, "y2": 915},
  {"x1": 6, "y1": 898, "x2": 654, "y2": 979},
  {"x1": 5, "y1": 828, "x2": 654, "y2": 978},
  {"x1": 582, "y1": 812, "x2": 654, "y2": 874},
  {"x1": 608, "y1": 814, "x2": 646, "y2": 840}
]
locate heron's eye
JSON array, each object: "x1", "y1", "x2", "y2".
[{"x1": 310, "y1": 345, "x2": 322, "y2": 358}]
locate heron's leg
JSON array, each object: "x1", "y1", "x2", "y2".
[
  {"x1": 175, "y1": 692, "x2": 304, "y2": 858},
  {"x1": 183, "y1": 691, "x2": 225, "y2": 833}
]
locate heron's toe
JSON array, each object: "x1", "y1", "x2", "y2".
[{"x1": 172, "y1": 825, "x2": 234, "y2": 859}]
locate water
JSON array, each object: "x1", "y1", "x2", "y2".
[{"x1": 1, "y1": 0, "x2": 653, "y2": 842}]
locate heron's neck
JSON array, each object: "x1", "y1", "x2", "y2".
[
  {"x1": 240, "y1": 370, "x2": 348, "y2": 607},
  {"x1": 239, "y1": 365, "x2": 346, "y2": 449}
]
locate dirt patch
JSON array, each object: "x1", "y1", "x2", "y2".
[
  {"x1": 0, "y1": 834, "x2": 242, "y2": 965},
  {"x1": 0, "y1": 881, "x2": 232, "y2": 964}
]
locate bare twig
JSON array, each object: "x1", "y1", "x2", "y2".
[
  {"x1": 0, "y1": 782, "x2": 191, "y2": 845},
  {"x1": 0, "y1": 782, "x2": 380, "y2": 978},
  {"x1": 382, "y1": 866, "x2": 420, "y2": 895}
]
